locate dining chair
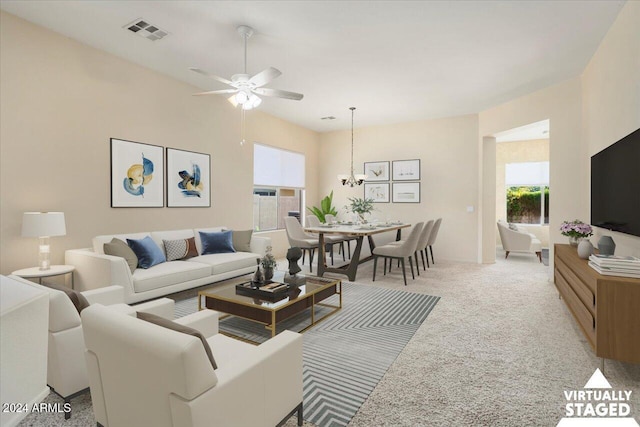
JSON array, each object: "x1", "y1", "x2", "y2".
[
  {"x1": 306, "y1": 215, "x2": 345, "y2": 265},
  {"x1": 389, "y1": 220, "x2": 434, "y2": 273},
  {"x1": 425, "y1": 218, "x2": 442, "y2": 266},
  {"x1": 372, "y1": 222, "x2": 424, "y2": 286},
  {"x1": 284, "y1": 217, "x2": 319, "y2": 273},
  {"x1": 324, "y1": 214, "x2": 355, "y2": 258}
]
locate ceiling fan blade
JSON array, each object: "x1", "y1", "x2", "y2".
[
  {"x1": 254, "y1": 87, "x2": 304, "y2": 101},
  {"x1": 192, "y1": 89, "x2": 238, "y2": 96},
  {"x1": 189, "y1": 67, "x2": 233, "y2": 86},
  {"x1": 249, "y1": 67, "x2": 282, "y2": 87}
]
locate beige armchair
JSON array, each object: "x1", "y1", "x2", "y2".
[
  {"x1": 82, "y1": 304, "x2": 303, "y2": 427},
  {"x1": 8, "y1": 275, "x2": 173, "y2": 420},
  {"x1": 497, "y1": 221, "x2": 542, "y2": 262}
]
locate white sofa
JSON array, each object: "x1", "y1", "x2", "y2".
[
  {"x1": 66, "y1": 227, "x2": 270, "y2": 304},
  {"x1": 7, "y1": 275, "x2": 174, "y2": 420},
  {"x1": 82, "y1": 304, "x2": 303, "y2": 427}
]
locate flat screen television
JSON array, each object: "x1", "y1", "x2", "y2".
[{"x1": 591, "y1": 127, "x2": 640, "y2": 238}]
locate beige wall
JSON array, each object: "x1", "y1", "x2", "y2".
[
  {"x1": 479, "y1": 78, "x2": 584, "y2": 265},
  {"x1": 0, "y1": 12, "x2": 320, "y2": 274},
  {"x1": 582, "y1": 1, "x2": 640, "y2": 257},
  {"x1": 317, "y1": 114, "x2": 480, "y2": 263}
]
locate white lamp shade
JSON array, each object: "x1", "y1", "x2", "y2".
[{"x1": 22, "y1": 212, "x2": 66, "y2": 237}]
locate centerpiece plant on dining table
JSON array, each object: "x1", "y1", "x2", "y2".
[{"x1": 346, "y1": 197, "x2": 374, "y2": 223}]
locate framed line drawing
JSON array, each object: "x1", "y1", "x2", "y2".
[
  {"x1": 364, "y1": 183, "x2": 390, "y2": 203},
  {"x1": 392, "y1": 159, "x2": 421, "y2": 181},
  {"x1": 111, "y1": 138, "x2": 164, "y2": 207},
  {"x1": 364, "y1": 161, "x2": 390, "y2": 182},
  {"x1": 166, "y1": 148, "x2": 211, "y2": 207},
  {"x1": 392, "y1": 182, "x2": 420, "y2": 203}
]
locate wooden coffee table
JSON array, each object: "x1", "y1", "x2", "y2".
[{"x1": 198, "y1": 273, "x2": 341, "y2": 342}]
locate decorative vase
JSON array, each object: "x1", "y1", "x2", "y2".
[
  {"x1": 598, "y1": 236, "x2": 616, "y2": 256},
  {"x1": 263, "y1": 266, "x2": 274, "y2": 281},
  {"x1": 252, "y1": 258, "x2": 264, "y2": 284},
  {"x1": 569, "y1": 236, "x2": 583, "y2": 247},
  {"x1": 577, "y1": 239, "x2": 594, "y2": 259},
  {"x1": 358, "y1": 213, "x2": 366, "y2": 224}
]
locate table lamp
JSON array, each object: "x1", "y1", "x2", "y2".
[{"x1": 22, "y1": 212, "x2": 66, "y2": 270}]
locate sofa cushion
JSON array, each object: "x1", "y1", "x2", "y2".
[
  {"x1": 93, "y1": 232, "x2": 149, "y2": 254},
  {"x1": 231, "y1": 229, "x2": 253, "y2": 253},
  {"x1": 193, "y1": 227, "x2": 226, "y2": 254},
  {"x1": 163, "y1": 237, "x2": 198, "y2": 261},
  {"x1": 103, "y1": 238, "x2": 138, "y2": 273},
  {"x1": 150, "y1": 229, "x2": 195, "y2": 256},
  {"x1": 132, "y1": 261, "x2": 211, "y2": 293},
  {"x1": 127, "y1": 236, "x2": 166, "y2": 269},
  {"x1": 199, "y1": 230, "x2": 236, "y2": 255},
  {"x1": 137, "y1": 311, "x2": 217, "y2": 370},
  {"x1": 188, "y1": 252, "x2": 260, "y2": 275}
]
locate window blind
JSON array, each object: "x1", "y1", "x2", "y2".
[
  {"x1": 253, "y1": 144, "x2": 305, "y2": 188},
  {"x1": 505, "y1": 161, "x2": 549, "y2": 186}
]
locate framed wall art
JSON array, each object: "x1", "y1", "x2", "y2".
[
  {"x1": 364, "y1": 183, "x2": 390, "y2": 203},
  {"x1": 166, "y1": 148, "x2": 211, "y2": 207},
  {"x1": 392, "y1": 182, "x2": 421, "y2": 203},
  {"x1": 364, "y1": 161, "x2": 390, "y2": 182},
  {"x1": 111, "y1": 138, "x2": 164, "y2": 207},
  {"x1": 392, "y1": 159, "x2": 421, "y2": 181}
]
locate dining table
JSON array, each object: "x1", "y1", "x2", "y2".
[{"x1": 303, "y1": 222, "x2": 411, "y2": 281}]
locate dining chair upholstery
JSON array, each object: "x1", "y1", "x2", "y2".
[
  {"x1": 324, "y1": 214, "x2": 355, "y2": 258},
  {"x1": 425, "y1": 218, "x2": 442, "y2": 265},
  {"x1": 306, "y1": 215, "x2": 345, "y2": 265},
  {"x1": 388, "y1": 219, "x2": 435, "y2": 272},
  {"x1": 372, "y1": 222, "x2": 424, "y2": 286},
  {"x1": 284, "y1": 216, "x2": 319, "y2": 272}
]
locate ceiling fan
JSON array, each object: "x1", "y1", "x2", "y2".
[{"x1": 190, "y1": 25, "x2": 303, "y2": 110}]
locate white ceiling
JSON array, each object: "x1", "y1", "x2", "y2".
[
  {"x1": 495, "y1": 119, "x2": 549, "y2": 143},
  {"x1": 0, "y1": 1, "x2": 625, "y2": 133}
]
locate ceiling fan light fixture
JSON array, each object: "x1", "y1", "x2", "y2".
[{"x1": 235, "y1": 91, "x2": 249, "y2": 105}]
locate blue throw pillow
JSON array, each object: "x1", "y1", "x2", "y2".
[
  {"x1": 127, "y1": 236, "x2": 166, "y2": 269},
  {"x1": 199, "y1": 230, "x2": 236, "y2": 255}
]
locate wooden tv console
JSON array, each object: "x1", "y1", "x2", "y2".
[{"x1": 554, "y1": 244, "x2": 640, "y2": 364}]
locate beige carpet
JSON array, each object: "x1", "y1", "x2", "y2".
[
  {"x1": 284, "y1": 250, "x2": 640, "y2": 426},
  {"x1": 20, "y1": 251, "x2": 640, "y2": 426}
]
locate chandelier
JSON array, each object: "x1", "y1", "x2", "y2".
[{"x1": 338, "y1": 107, "x2": 367, "y2": 186}]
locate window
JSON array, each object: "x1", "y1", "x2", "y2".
[
  {"x1": 253, "y1": 144, "x2": 305, "y2": 231},
  {"x1": 505, "y1": 162, "x2": 549, "y2": 224}
]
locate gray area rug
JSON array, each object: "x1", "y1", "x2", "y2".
[{"x1": 176, "y1": 282, "x2": 440, "y2": 427}]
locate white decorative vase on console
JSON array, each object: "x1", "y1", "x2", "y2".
[{"x1": 577, "y1": 239, "x2": 594, "y2": 259}]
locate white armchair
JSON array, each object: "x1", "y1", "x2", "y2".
[
  {"x1": 82, "y1": 304, "x2": 304, "y2": 427},
  {"x1": 7, "y1": 275, "x2": 174, "y2": 420},
  {"x1": 496, "y1": 221, "x2": 542, "y2": 262}
]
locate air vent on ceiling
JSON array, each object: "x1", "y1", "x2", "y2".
[
  {"x1": 123, "y1": 18, "x2": 169, "y2": 41},
  {"x1": 321, "y1": 116, "x2": 336, "y2": 120}
]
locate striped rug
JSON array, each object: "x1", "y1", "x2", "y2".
[{"x1": 174, "y1": 282, "x2": 439, "y2": 427}]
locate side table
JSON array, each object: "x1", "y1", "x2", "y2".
[{"x1": 12, "y1": 265, "x2": 75, "y2": 289}]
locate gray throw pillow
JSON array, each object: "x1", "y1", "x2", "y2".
[
  {"x1": 104, "y1": 238, "x2": 138, "y2": 273},
  {"x1": 508, "y1": 223, "x2": 519, "y2": 231},
  {"x1": 43, "y1": 282, "x2": 90, "y2": 314},
  {"x1": 136, "y1": 311, "x2": 217, "y2": 370},
  {"x1": 232, "y1": 229, "x2": 253, "y2": 253}
]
